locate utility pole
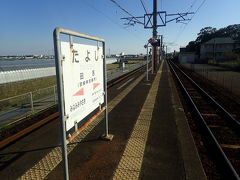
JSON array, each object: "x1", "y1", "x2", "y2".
[
  {"x1": 118, "y1": 1, "x2": 194, "y2": 71},
  {"x1": 152, "y1": 0, "x2": 157, "y2": 72}
]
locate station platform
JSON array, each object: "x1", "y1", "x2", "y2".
[{"x1": 19, "y1": 60, "x2": 207, "y2": 179}]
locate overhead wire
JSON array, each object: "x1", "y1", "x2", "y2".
[
  {"x1": 142, "y1": 0, "x2": 151, "y2": 13},
  {"x1": 80, "y1": 0, "x2": 143, "y2": 41},
  {"x1": 173, "y1": 0, "x2": 207, "y2": 43},
  {"x1": 173, "y1": 1, "x2": 196, "y2": 43},
  {"x1": 140, "y1": 0, "x2": 148, "y2": 14},
  {"x1": 187, "y1": 0, "x2": 198, "y2": 12},
  {"x1": 110, "y1": 0, "x2": 143, "y2": 25},
  {"x1": 192, "y1": 0, "x2": 206, "y2": 17},
  {"x1": 140, "y1": 0, "x2": 151, "y2": 15},
  {"x1": 139, "y1": 0, "x2": 152, "y2": 26}
]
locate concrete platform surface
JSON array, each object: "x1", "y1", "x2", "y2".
[{"x1": 18, "y1": 61, "x2": 207, "y2": 179}]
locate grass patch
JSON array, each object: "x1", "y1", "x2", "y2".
[
  {"x1": 218, "y1": 60, "x2": 240, "y2": 70},
  {"x1": 107, "y1": 64, "x2": 119, "y2": 71},
  {"x1": 127, "y1": 59, "x2": 145, "y2": 64},
  {"x1": 208, "y1": 59, "x2": 240, "y2": 71},
  {"x1": 107, "y1": 60, "x2": 144, "y2": 71},
  {"x1": 0, "y1": 76, "x2": 56, "y2": 100},
  {"x1": 0, "y1": 124, "x2": 11, "y2": 131}
]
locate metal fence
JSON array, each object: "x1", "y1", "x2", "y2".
[
  {"x1": 0, "y1": 62, "x2": 145, "y2": 85},
  {"x1": 0, "y1": 67, "x2": 56, "y2": 84},
  {"x1": 0, "y1": 85, "x2": 57, "y2": 127},
  {"x1": 0, "y1": 62, "x2": 146, "y2": 127},
  {"x1": 181, "y1": 63, "x2": 240, "y2": 97}
]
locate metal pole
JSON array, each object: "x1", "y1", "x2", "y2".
[
  {"x1": 53, "y1": 28, "x2": 69, "y2": 180},
  {"x1": 30, "y1": 92, "x2": 34, "y2": 112},
  {"x1": 160, "y1": 35, "x2": 163, "y2": 61},
  {"x1": 103, "y1": 42, "x2": 109, "y2": 136},
  {"x1": 166, "y1": 45, "x2": 167, "y2": 60},
  {"x1": 152, "y1": 0, "x2": 158, "y2": 72},
  {"x1": 158, "y1": 45, "x2": 161, "y2": 63},
  {"x1": 146, "y1": 46, "x2": 149, "y2": 81},
  {"x1": 54, "y1": 85, "x2": 57, "y2": 104},
  {"x1": 151, "y1": 47, "x2": 154, "y2": 74},
  {"x1": 153, "y1": 0, "x2": 157, "y2": 40},
  {"x1": 101, "y1": 42, "x2": 113, "y2": 141},
  {"x1": 213, "y1": 39, "x2": 216, "y2": 63}
]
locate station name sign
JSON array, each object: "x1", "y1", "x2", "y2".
[{"x1": 60, "y1": 42, "x2": 104, "y2": 133}]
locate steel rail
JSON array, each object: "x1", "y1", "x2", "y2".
[
  {"x1": 168, "y1": 60, "x2": 240, "y2": 180},
  {"x1": 0, "y1": 112, "x2": 59, "y2": 149},
  {"x1": 107, "y1": 64, "x2": 147, "y2": 88},
  {"x1": 171, "y1": 61, "x2": 240, "y2": 129},
  {"x1": 0, "y1": 64, "x2": 148, "y2": 150}
]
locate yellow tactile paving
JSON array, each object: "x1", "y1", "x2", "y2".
[
  {"x1": 117, "y1": 156, "x2": 142, "y2": 170},
  {"x1": 113, "y1": 61, "x2": 164, "y2": 180},
  {"x1": 18, "y1": 73, "x2": 146, "y2": 180},
  {"x1": 113, "y1": 169, "x2": 139, "y2": 180}
]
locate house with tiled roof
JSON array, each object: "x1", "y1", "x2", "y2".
[{"x1": 200, "y1": 37, "x2": 240, "y2": 61}]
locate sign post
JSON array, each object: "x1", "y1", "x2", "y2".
[
  {"x1": 53, "y1": 28, "x2": 113, "y2": 180},
  {"x1": 102, "y1": 41, "x2": 114, "y2": 141}
]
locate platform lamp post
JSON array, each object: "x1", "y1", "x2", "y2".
[{"x1": 144, "y1": 43, "x2": 150, "y2": 81}]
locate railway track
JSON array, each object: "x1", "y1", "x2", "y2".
[
  {"x1": 168, "y1": 60, "x2": 240, "y2": 180},
  {"x1": 0, "y1": 64, "x2": 148, "y2": 150}
]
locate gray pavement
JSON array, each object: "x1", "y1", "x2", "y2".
[{"x1": 139, "y1": 61, "x2": 206, "y2": 179}]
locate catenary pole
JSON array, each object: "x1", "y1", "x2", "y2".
[
  {"x1": 166, "y1": 45, "x2": 167, "y2": 60},
  {"x1": 152, "y1": 0, "x2": 157, "y2": 72}
]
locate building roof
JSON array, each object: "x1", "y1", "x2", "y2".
[
  {"x1": 204, "y1": 37, "x2": 235, "y2": 44},
  {"x1": 179, "y1": 52, "x2": 195, "y2": 55}
]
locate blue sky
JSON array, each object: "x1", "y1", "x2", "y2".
[{"x1": 0, "y1": 0, "x2": 240, "y2": 55}]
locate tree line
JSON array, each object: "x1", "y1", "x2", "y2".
[{"x1": 186, "y1": 24, "x2": 240, "y2": 55}]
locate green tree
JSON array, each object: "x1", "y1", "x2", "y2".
[
  {"x1": 217, "y1": 24, "x2": 240, "y2": 40},
  {"x1": 196, "y1": 26, "x2": 217, "y2": 43},
  {"x1": 186, "y1": 41, "x2": 197, "y2": 52}
]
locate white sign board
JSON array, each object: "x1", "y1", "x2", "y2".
[{"x1": 60, "y1": 42, "x2": 104, "y2": 132}]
